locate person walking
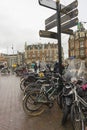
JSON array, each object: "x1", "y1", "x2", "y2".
[
  {"x1": 54, "y1": 61, "x2": 59, "y2": 73},
  {"x1": 34, "y1": 62, "x2": 38, "y2": 73}
]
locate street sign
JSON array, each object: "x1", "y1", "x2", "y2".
[
  {"x1": 39, "y1": 0, "x2": 78, "y2": 12},
  {"x1": 39, "y1": 30, "x2": 57, "y2": 39},
  {"x1": 39, "y1": 29, "x2": 73, "y2": 39},
  {"x1": 45, "y1": 17, "x2": 78, "y2": 30},
  {"x1": 45, "y1": 12, "x2": 64, "y2": 26},
  {"x1": 61, "y1": 0, "x2": 78, "y2": 14},
  {"x1": 61, "y1": 9, "x2": 78, "y2": 24},
  {"x1": 45, "y1": 9, "x2": 78, "y2": 25},
  {"x1": 61, "y1": 17, "x2": 78, "y2": 31},
  {"x1": 39, "y1": 0, "x2": 65, "y2": 10}
]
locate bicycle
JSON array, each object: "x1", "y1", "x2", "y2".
[
  {"x1": 70, "y1": 81, "x2": 87, "y2": 130},
  {"x1": 22, "y1": 73, "x2": 61, "y2": 116}
]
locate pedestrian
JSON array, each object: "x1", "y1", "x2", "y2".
[
  {"x1": 34, "y1": 62, "x2": 38, "y2": 73},
  {"x1": 38, "y1": 61, "x2": 41, "y2": 71},
  {"x1": 46, "y1": 63, "x2": 51, "y2": 71},
  {"x1": 54, "y1": 61, "x2": 59, "y2": 73}
]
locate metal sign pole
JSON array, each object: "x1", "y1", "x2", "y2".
[{"x1": 56, "y1": 0, "x2": 62, "y2": 75}]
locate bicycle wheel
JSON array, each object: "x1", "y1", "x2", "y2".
[
  {"x1": 20, "y1": 78, "x2": 26, "y2": 91},
  {"x1": 24, "y1": 82, "x2": 42, "y2": 95},
  {"x1": 22, "y1": 90, "x2": 45, "y2": 116},
  {"x1": 62, "y1": 105, "x2": 70, "y2": 125},
  {"x1": 71, "y1": 104, "x2": 85, "y2": 130},
  {"x1": 57, "y1": 91, "x2": 63, "y2": 109}
]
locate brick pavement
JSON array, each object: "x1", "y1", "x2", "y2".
[{"x1": 0, "y1": 74, "x2": 72, "y2": 130}]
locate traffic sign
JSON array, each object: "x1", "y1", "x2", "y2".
[
  {"x1": 39, "y1": 0, "x2": 65, "y2": 10},
  {"x1": 39, "y1": 29, "x2": 73, "y2": 39},
  {"x1": 45, "y1": 17, "x2": 78, "y2": 30}
]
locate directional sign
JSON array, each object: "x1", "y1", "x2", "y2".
[
  {"x1": 39, "y1": 0, "x2": 65, "y2": 10},
  {"x1": 39, "y1": 29, "x2": 73, "y2": 39},
  {"x1": 61, "y1": 18, "x2": 78, "y2": 31},
  {"x1": 45, "y1": 17, "x2": 78, "y2": 30},
  {"x1": 39, "y1": 0, "x2": 78, "y2": 12},
  {"x1": 45, "y1": 9, "x2": 78, "y2": 26},
  {"x1": 45, "y1": 13, "x2": 57, "y2": 25},
  {"x1": 39, "y1": 30, "x2": 57, "y2": 39},
  {"x1": 61, "y1": 0, "x2": 78, "y2": 14},
  {"x1": 61, "y1": 9, "x2": 78, "y2": 24}
]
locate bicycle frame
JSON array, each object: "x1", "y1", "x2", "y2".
[{"x1": 36, "y1": 77, "x2": 59, "y2": 104}]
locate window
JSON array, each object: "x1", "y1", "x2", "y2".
[
  {"x1": 71, "y1": 50, "x2": 74, "y2": 56},
  {"x1": 70, "y1": 42, "x2": 74, "y2": 49},
  {"x1": 75, "y1": 50, "x2": 79, "y2": 57},
  {"x1": 80, "y1": 41, "x2": 84, "y2": 48},
  {"x1": 70, "y1": 35, "x2": 74, "y2": 40},
  {"x1": 75, "y1": 42, "x2": 79, "y2": 49},
  {"x1": 80, "y1": 49, "x2": 85, "y2": 56},
  {"x1": 79, "y1": 32, "x2": 85, "y2": 37},
  {"x1": 75, "y1": 32, "x2": 79, "y2": 39}
]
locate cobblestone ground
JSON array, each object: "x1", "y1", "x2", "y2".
[{"x1": 0, "y1": 74, "x2": 72, "y2": 130}]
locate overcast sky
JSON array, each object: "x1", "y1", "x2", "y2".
[{"x1": 0, "y1": 0, "x2": 87, "y2": 58}]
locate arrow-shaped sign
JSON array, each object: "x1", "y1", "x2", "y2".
[
  {"x1": 45, "y1": 9, "x2": 78, "y2": 26},
  {"x1": 39, "y1": 29, "x2": 73, "y2": 39},
  {"x1": 61, "y1": 0, "x2": 78, "y2": 14},
  {"x1": 39, "y1": 0, "x2": 65, "y2": 10},
  {"x1": 39, "y1": 0, "x2": 78, "y2": 12},
  {"x1": 45, "y1": 17, "x2": 78, "y2": 30}
]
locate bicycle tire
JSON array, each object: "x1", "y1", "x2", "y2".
[
  {"x1": 62, "y1": 105, "x2": 70, "y2": 125},
  {"x1": 71, "y1": 104, "x2": 85, "y2": 130},
  {"x1": 24, "y1": 82, "x2": 42, "y2": 95},
  {"x1": 20, "y1": 79, "x2": 26, "y2": 91},
  {"x1": 57, "y1": 91, "x2": 63, "y2": 109},
  {"x1": 22, "y1": 90, "x2": 45, "y2": 116}
]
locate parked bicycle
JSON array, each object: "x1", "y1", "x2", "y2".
[
  {"x1": 70, "y1": 80, "x2": 87, "y2": 130},
  {"x1": 22, "y1": 73, "x2": 61, "y2": 116},
  {"x1": 20, "y1": 70, "x2": 52, "y2": 92}
]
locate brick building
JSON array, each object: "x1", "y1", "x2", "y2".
[
  {"x1": 24, "y1": 42, "x2": 64, "y2": 64},
  {"x1": 68, "y1": 29, "x2": 87, "y2": 59}
]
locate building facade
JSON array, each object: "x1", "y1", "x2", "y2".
[
  {"x1": 68, "y1": 30, "x2": 87, "y2": 60},
  {"x1": 24, "y1": 42, "x2": 64, "y2": 64},
  {"x1": 17, "y1": 51, "x2": 25, "y2": 65},
  {"x1": 0, "y1": 53, "x2": 8, "y2": 65}
]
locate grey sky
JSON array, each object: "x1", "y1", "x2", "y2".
[{"x1": 0, "y1": 0, "x2": 87, "y2": 58}]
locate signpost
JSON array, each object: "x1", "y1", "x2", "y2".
[{"x1": 38, "y1": 0, "x2": 78, "y2": 76}]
